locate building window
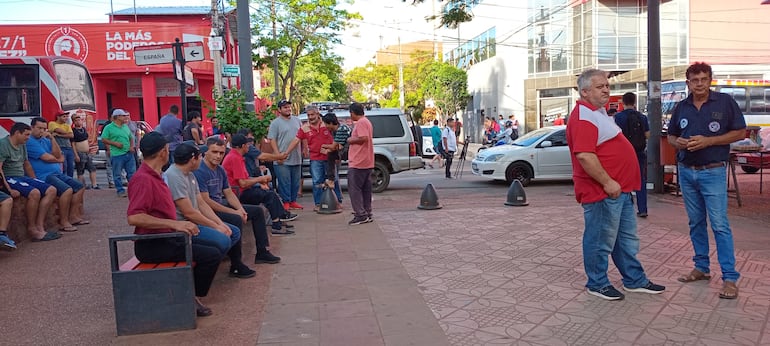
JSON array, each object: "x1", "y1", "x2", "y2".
[{"x1": 447, "y1": 26, "x2": 496, "y2": 70}]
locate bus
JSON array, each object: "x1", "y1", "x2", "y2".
[
  {"x1": 0, "y1": 56, "x2": 97, "y2": 142},
  {"x1": 661, "y1": 79, "x2": 770, "y2": 128}
]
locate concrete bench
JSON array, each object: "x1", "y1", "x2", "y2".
[
  {"x1": 8, "y1": 196, "x2": 60, "y2": 244},
  {"x1": 109, "y1": 232, "x2": 196, "y2": 336}
]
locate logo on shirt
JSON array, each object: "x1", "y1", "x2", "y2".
[
  {"x1": 711, "y1": 112, "x2": 723, "y2": 120},
  {"x1": 679, "y1": 118, "x2": 689, "y2": 129},
  {"x1": 709, "y1": 121, "x2": 721, "y2": 133}
]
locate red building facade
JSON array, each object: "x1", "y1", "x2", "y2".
[{"x1": 0, "y1": 6, "x2": 240, "y2": 128}]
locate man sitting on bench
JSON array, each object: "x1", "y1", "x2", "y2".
[
  {"x1": 127, "y1": 132, "x2": 222, "y2": 317},
  {"x1": 0, "y1": 122, "x2": 60, "y2": 242},
  {"x1": 222, "y1": 134, "x2": 296, "y2": 235},
  {"x1": 164, "y1": 142, "x2": 256, "y2": 279},
  {"x1": 195, "y1": 137, "x2": 282, "y2": 264}
]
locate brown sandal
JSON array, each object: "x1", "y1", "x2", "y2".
[
  {"x1": 677, "y1": 269, "x2": 711, "y2": 283},
  {"x1": 719, "y1": 281, "x2": 738, "y2": 299}
]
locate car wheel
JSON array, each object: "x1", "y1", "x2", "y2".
[
  {"x1": 741, "y1": 165, "x2": 759, "y2": 174},
  {"x1": 371, "y1": 161, "x2": 390, "y2": 193},
  {"x1": 505, "y1": 162, "x2": 533, "y2": 186}
]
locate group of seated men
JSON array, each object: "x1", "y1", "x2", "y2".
[
  {"x1": 0, "y1": 119, "x2": 89, "y2": 251},
  {"x1": 127, "y1": 131, "x2": 298, "y2": 317}
]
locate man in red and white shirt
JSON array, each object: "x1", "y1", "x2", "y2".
[{"x1": 566, "y1": 69, "x2": 664, "y2": 301}]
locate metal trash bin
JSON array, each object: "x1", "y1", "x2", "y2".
[{"x1": 109, "y1": 233, "x2": 196, "y2": 336}]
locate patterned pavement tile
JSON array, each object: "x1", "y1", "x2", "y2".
[{"x1": 375, "y1": 201, "x2": 770, "y2": 345}]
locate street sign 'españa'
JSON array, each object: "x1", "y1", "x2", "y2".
[{"x1": 134, "y1": 44, "x2": 174, "y2": 66}]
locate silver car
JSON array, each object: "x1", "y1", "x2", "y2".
[{"x1": 297, "y1": 108, "x2": 425, "y2": 192}]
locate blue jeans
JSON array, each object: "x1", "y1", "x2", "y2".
[
  {"x1": 61, "y1": 147, "x2": 75, "y2": 178},
  {"x1": 582, "y1": 193, "x2": 649, "y2": 290},
  {"x1": 309, "y1": 160, "x2": 327, "y2": 205},
  {"x1": 110, "y1": 153, "x2": 136, "y2": 193},
  {"x1": 678, "y1": 164, "x2": 739, "y2": 282},
  {"x1": 274, "y1": 163, "x2": 300, "y2": 203},
  {"x1": 636, "y1": 152, "x2": 647, "y2": 214},
  {"x1": 45, "y1": 172, "x2": 84, "y2": 195},
  {"x1": 192, "y1": 223, "x2": 240, "y2": 256}
]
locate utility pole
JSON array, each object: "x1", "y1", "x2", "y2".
[
  {"x1": 210, "y1": 0, "x2": 224, "y2": 97},
  {"x1": 432, "y1": 0, "x2": 438, "y2": 61},
  {"x1": 172, "y1": 38, "x2": 188, "y2": 128},
  {"x1": 271, "y1": 0, "x2": 281, "y2": 101},
  {"x1": 398, "y1": 34, "x2": 405, "y2": 111},
  {"x1": 648, "y1": 0, "x2": 663, "y2": 193},
  {"x1": 236, "y1": 0, "x2": 255, "y2": 112}
]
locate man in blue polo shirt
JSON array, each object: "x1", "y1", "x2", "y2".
[
  {"x1": 667, "y1": 62, "x2": 746, "y2": 300},
  {"x1": 27, "y1": 117, "x2": 88, "y2": 233}
]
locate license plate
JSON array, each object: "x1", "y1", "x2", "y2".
[{"x1": 737, "y1": 157, "x2": 747, "y2": 164}]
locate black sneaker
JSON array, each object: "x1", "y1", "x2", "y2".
[
  {"x1": 587, "y1": 285, "x2": 625, "y2": 301},
  {"x1": 348, "y1": 216, "x2": 369, "y2": 225},
  {"x1": 271, "y1": 223, "x2": 295, "y2": 235},
  {"x1": 229, "y1": 264, "x2": 256, "y2": 279},
  {"x1": 623, "y1": 281, "x2": 665, "y2": 294},
  {"x1": 280, "y1": 213, "x2": 298, "y2": 222},
  {"x1": 255, "y1": 251, "x2": 281, "y2": 264},
  {"x1": 271, "y1": 220, "x2": 295, "y2": 229},
  {"x1": 637, "y1": 212, "x2": 648, "y2": 218}
]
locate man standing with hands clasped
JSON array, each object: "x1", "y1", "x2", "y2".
[
  {"x1": 269, "y1": 100, "x2": 304, "y2": 210},
  {"x1": 442, "y1": 118, "x2": 462, "y2": 179},
  {"x1": 346, "y1": 103, "x2": 374, "y2": 225},
  {"x1": 667, "y1": 62, "x2": 746, "y2": 300},
  {"x1": 566, "y1": 69, "x2": 664, "y2": 301}
]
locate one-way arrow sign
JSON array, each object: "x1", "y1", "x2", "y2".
[{"x1": 183, "y1": 41, "x2": 205, "y2": 62}]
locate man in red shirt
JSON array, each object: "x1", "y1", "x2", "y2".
[
  {"x1": 284, "y1": 106, "x2": 334, "y2": 211},
  {"x1": 126, "y1": 132, "x2": 223, "y2": 317},
  {"x1": 346, "y1": 103, "x2": 374, "y2": 225},
  {"x1": 222, "y1": 134, "x2": 295, "y2": 234},
  {"x1": 566, "y1": 69, "x2": 664, "y2": 301}
]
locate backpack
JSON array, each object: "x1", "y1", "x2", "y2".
[
  {"x1": 622, "y1": 110, "x2": 647, "y2": 152},
  {"x1": 510, "y1": 128, "x2": 519, "y2": 141},
  {"x1": 337, "y1": 124, "x2": 351, "y2": 161}
]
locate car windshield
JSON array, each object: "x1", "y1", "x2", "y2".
[{"x1": 513, "y1": 128, "x2": 552, "y2": 146}]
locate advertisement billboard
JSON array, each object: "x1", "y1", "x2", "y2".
[{"x1": 0, "y1": 23, "x2": 212, "y2": 71}]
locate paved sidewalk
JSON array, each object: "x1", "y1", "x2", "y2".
[
  {"x1": 2, "y1": 167, "x2": 769, "y2": 345},
  {"x1": 257, "y1": 170, "x2": 770, "y2": 345}
]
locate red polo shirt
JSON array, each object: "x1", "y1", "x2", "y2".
[
  {"x1": 222, "y1": 148, "x2": 249, "y2": 191},
  {"x1": 127, "y1": 163, "x2": 177, "y2": 235},
  {"x1": 296, "y1": 122, "x2": 333, "y2": 161},
  {"x1": 566, "y1": 100, "x2": 640, "y2": 204}
]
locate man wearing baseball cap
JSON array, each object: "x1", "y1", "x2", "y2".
[
  {"x1": 127, "y1": 132, "x2": 224, "y2": 317},
  {"x1": 102, "y1": 108, "x2": 136, "y2": 197},
  {"x1": 48, "y1": 110, "x2": 75, "y2": 178},
  {"x1": 268, "y1": 100, "x2": 304, "y2": 210}
]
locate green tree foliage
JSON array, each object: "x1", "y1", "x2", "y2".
[
  {"x1": 252, "y1": 0, "x2": 360, "y2": 110},
  {"x1": 202, "y1": 89, "x2": 275, "y2": 140},
  {"x1": 402, "y1": 0, "x2": 472, "y2": 29},
  {"x1": 419, "y1": 61, "x2": 469, "y2": 117},
  {"x1": 292, "y1": 50, "x2": 349, "y2": 107},
  {"x1": 343, "y1": 51, "x2": 466, "y2": 122}
]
